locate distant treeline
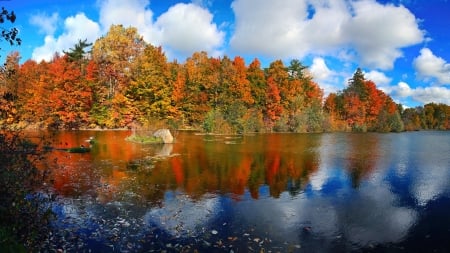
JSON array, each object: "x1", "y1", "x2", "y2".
[{"x1": 0, "y1": 25, "x2": 449, "y2": 132}]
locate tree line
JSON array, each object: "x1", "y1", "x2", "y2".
[{"x1": 0, "y1": 24, "x2": 449, "y2": 132}]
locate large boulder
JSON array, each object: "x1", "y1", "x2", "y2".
[{"x1": 153, "y1": 129, "x2": 174, "y2": 144}]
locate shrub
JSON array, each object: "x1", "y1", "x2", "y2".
[{"x1": 0, "y1": 132, "x2": 53, "y2": 250}]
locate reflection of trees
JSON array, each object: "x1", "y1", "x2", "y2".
[
  {"x1": 146, "y1": 133, "x2": 321, "y2": 200},
  {"x1": 263, "y1": 134, "x2": 321, "y2": 198},
  {"x1": 82, "y1": 133, "x2": 323, "y2": 204},
  {"x1": 46, "y1": 132, "x2": 100, "y2": 197},
  {"x1": 345, "y1": 133, "x2": 379, "y2": 188}
]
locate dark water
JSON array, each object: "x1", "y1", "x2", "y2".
[{"x1": 34, "y1": 131, "x2": 450, "y2": 252}]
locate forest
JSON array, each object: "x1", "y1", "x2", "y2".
[{"x1": 0, "y1": 24, "x2": 449, "y2": 133}]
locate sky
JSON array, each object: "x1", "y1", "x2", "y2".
[{"x1": 2, "y1": 0, "x2": 450, "y2": 107}]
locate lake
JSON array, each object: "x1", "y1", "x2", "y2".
[{"x1": 32, "y1": 130, "x2": 450, "y2": 252}]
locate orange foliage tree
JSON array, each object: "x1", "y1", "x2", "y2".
[{"x1": 324, "y1": 68, "x2": 403, "y2": 132}]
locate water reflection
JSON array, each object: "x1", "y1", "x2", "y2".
[{"x1": 34, "y1": 131, "x2": 450, "y2": 252}]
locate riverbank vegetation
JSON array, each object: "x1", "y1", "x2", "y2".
[
  {"x1": 0, "y1": 25, "x2": 449, "y2": 133},
  {"x1": 0, "y1": 131, "x2": 54, "y2": 251}
]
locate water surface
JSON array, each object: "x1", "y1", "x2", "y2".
[{"x1": 35, "y1": 131, "x2": 450, "y2": 252}]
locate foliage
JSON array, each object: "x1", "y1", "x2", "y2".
[
  {"x1": 63, "y1": 39, "x2": 92, "y2": 62},
  {"x1": 0, "y1": 7, "x2": 21, "y2": 49},
  {"x1": 400, "y1": 103, "x2": 450, "y2": 130},
  {"x1": 324, "y1": 68, "x2": 405, "y2": 132},
  {"x1": 202, "y1": 109, "x2": 233, "y2": 134},
  {"x1": 128, "y1": 45, "x2": 174, "y2": 124},
  {"x1": 0, "y1": 24, "x2": 448, "y2": 133},
  {"x1": 0, "y1": 132, "x2": 54, "y2": 250},
  {"x1": 0, "y1": 8, "x2": 55, "y2": 251}
]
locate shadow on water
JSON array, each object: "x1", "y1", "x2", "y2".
[{"x1": 29, "y1": 130, "x2": 450, "y2": 252}]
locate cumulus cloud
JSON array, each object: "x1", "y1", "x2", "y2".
[
  {"x1": 31, "y1": 0, "x2": 224, "y2": 62},
  {"x1": 310, "y1": 57, "x2": 333, "y2": 81},
  {"x1": 31, "y1": 13, "x2": 101, "y2": 62},
  {"x1": 154, "y1": 3, "x2": 225, "y2": 58},
  {"x1": 98, "y1": 0, "x2": 156, "y2": 42},
  {"x1": 230, "y1": 0, "x2": 309, "y2": 58},
  {"x1": 98, "y1": 0, "x2": 224, "y2": 58},
  {"x1": 394, "y1": 81, "x2": 414, "y2": 97},
  {"x1": 230, "y1": 0, "x2": 424, "y2": 70},
  {"x1": 346, "y1": 1, "x2": 423, "y2": 69},
  {"x1": 29, "y1": 12, "x2": 59, "y2": 35},
  {"x1": 364, "y1": 70, "x2": 392, "y2": 86},
  {"x1": 413, "y1": 48, "x2": 450, "y2": 85},
  {"x1": 310, "y1": 57, "x2": 340, "y2": 95},
  {"x1": 410, "y1": 86, "x2": 450, "y2": 104},
  {"x1": 364, "y1": 70, "x2": 393, "y2": 94},
  {"x1": 390, "y1": 81, "x2": 450, "y2": 105}
]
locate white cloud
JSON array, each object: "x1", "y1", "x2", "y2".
[
  {"x1": 99, "y1": 0, "x2": 224, "y2": 59},
  {"x1": 346, "y1": 1, "x2": 423, "y2": 69},
  {"x1": 98, "y1": 0, "x2": 156, "y2": 42},
  {"x1": 413, "y1": 48, "x2": 450, "y2": 85},
  {"x1": 310, "y1": 57, "x2": 333, "y2": 81},
  {"x1": 32, "y1": 13, "x2": 101, "y2": 62},
  {"x1": 411, "y1": 86, "x2": 450, "y2": 104},
  {"x1": 230, "y1": 0, "x2": 309, "y2": 58},
  {"x1": 31, "y1": 0, "x2": 224, "y2": 62},
  {"x1": 364, "y1": 70, "x2": 392, "y2": 86},
  {"x1": 389, "y1": 81, "x2": 450, "y2": 105},
  {"x1": 303, "y1": 0, "x2": 352, "y2": 52},
  {"x1": 29, "y1": 12, "x2": 59, "y2": 35},
  {"x1": 310, "y1": 57, "x2": 340, "y2": 95},
  {"x1": 395, "y1": 81, "x2": 414, "y2": 97},
  {"x1": 230, "y1": 0, "x2": 424, "y2": 70},
  {"x1": 154, "y1": 3, "x2": 225, "y2": 59}
]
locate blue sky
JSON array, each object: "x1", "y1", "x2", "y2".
[{"x1": 2, "y1": 0, "x2": 450, "y2": 107}]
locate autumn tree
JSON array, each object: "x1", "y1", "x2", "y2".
[
  {"x1": 0, "y1": 18, "x2": 446, "y2": 133},
  {"x1": 16, "y1": 59, "x2": 41, "y2": 125},
  {"x1": 46, "y1": 55, "x2": 92, "y2": 129},
  {"x1": 0, "y1": 6, "x2": 23, "y2": 126},
  {"x1": 128, "y1": 45, "x2": 174, "y2": 126},
  {"x1": 324, "y1": 68, "x2": 403, "y2": 132},
  {"x1": 0, "y1": 7, "x2": 55, "y2": 251},
  {"x1": 245, "y1": 58, "x2": 266, "y2": 132},
  {"x1": 0, "y1": 51, "x2": 20, "y2": 95},
  {"x1": 266, "y1": 60, "x2": 289, "y2": 109},
  {"x1": 287, "y1": 60, "x2": 323, "y2": 132},
  {"x1": 90, "y1": 25, "x2": 146, "y2": 128},
  {"x1": 421, "y1": 103, "x2": 450, "y2": 130},
  {"x1": 264, "y1": 76, "x2": 283, "y2": 130},
  {"x1": 169, "y1": 62, "x2": 186, "y2": 125},
  {"x1": 20, "y1": 60, "x2": 53, "y2": 127},
  {"x1": 247, "y1": 58, "x2": 266, "y2": 108},
  {"x1": 183, "y1": 51, "x2": 213, "y2": 126},
  {"x1": 0, "y1": 51, "x2": 20, "y2": 125},
  {"x1": 401, "y1": 107, "x2": 422, "y2": 131}
]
